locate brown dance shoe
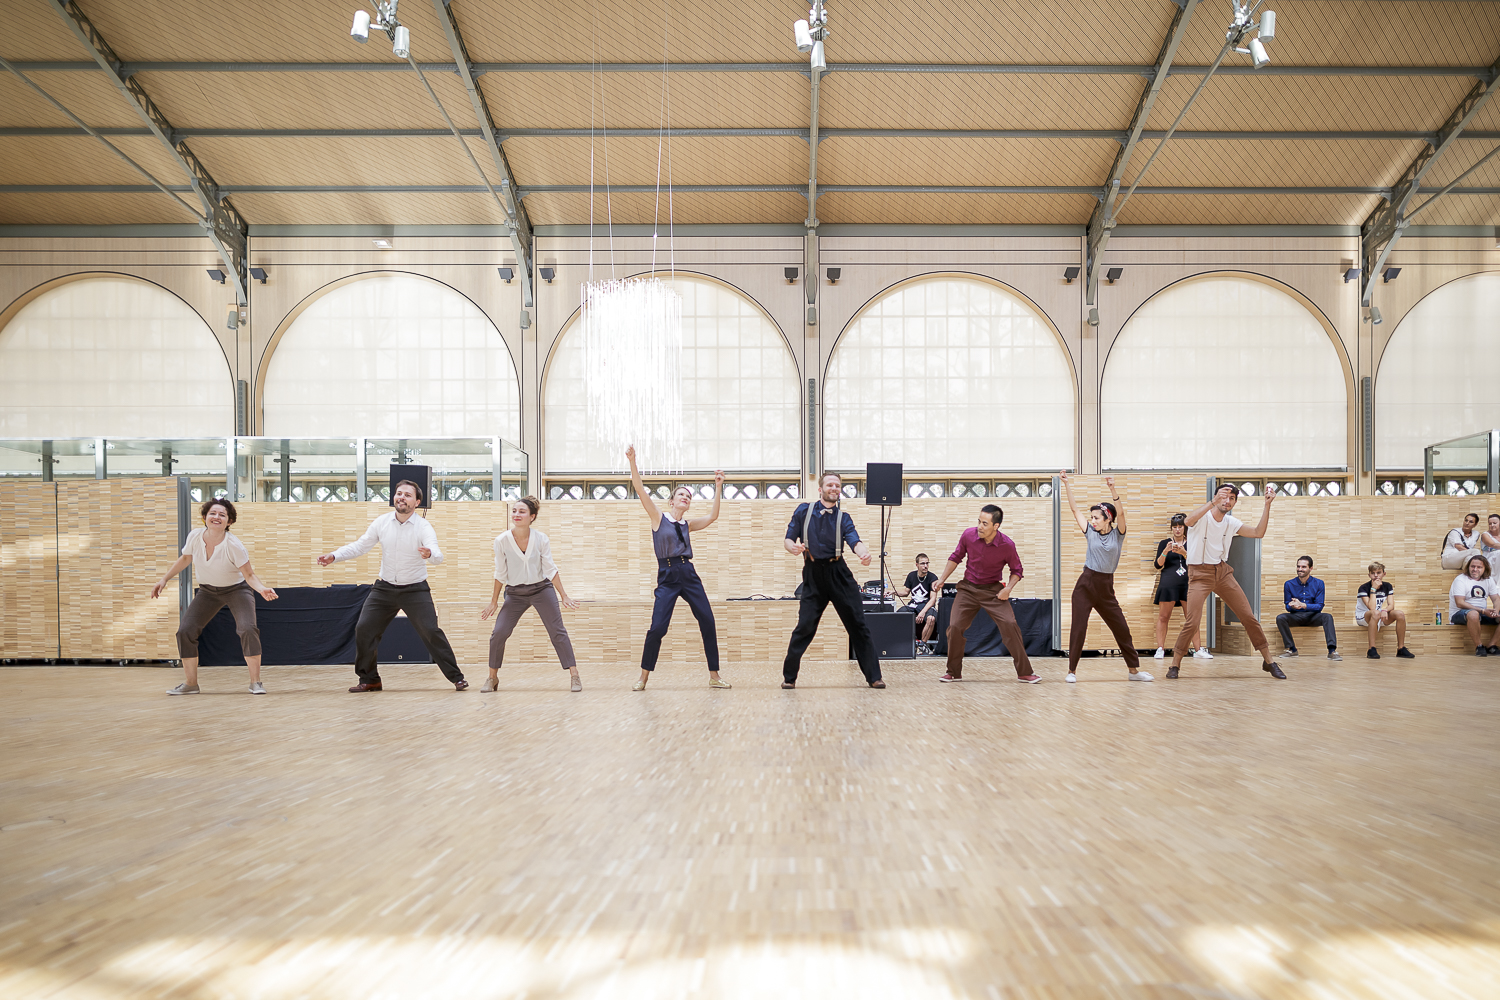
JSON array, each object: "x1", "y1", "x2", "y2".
[
  {"x1": 781, "y1": 681, "x2": 796, "y2": 689},
  {"x1": 454, "y1": 679, "x2": 469, "y2": 691},
  {"x1": 869, "y1": 679, "x2": 886, "y2": 688},
  {"x1": 348, "y1": 681, "x2": 383, "y2": 692}
]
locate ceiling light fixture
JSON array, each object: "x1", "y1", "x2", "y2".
[
  {"x1": 1229, "y1": 3, "x2": 1277, "y2": 70},
  {"x1": 372, "y1": 238, "x2": 393, "y2": 250},
  {"x1": 1063, "y1": 266, "x2": 1081, "y2": 283},
  {"x1": 1368, "y1": 306, "x2": 1383, "y2": 325},
  {"x1": 206, "y1": 268, "x2": 225, "y2": 284},
  {"x1": 826, "y1": 267, "x2": 841, "y2": 284},
  {"x1": 1343, "y1": 267, "x2": 1360, "y2": 283},
  {"x1": 248, "y1": 267, "x2": 269, "y2": 284},
  {"x1": 784, "y1": 267, "x2": 800, "y2": 283},
  {"x1": 350, "y1": 1, "x2": 406, "y2": 60},
  {"x1": 1382, "y1": 266, "x2": 1402, "y2": 283},
  {"x1": 497, "y1": 267, "x2": 513, "y2": 283},
  {"x1": 1105, "y1": 267, "x2": 1124, "y2": 284},
  {"x1": 538, "y1": 267, "x2": 556, "y2": 283},
  {"x1": 791, "y1": 4, "x2": 830, "y2": 69}
]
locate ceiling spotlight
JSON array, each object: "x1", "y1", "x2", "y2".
[
  {"x1": 497, "y1": 266, "x2": 513, "y2": 283},
  {"x1": 826, "y1": 267, "x2": 841, "y2": 284},
  {"x1": 1382, "y1": 266, "x2": 1402, "y2": 283},
  {"x1": 206, "y1": 268, "x2": 225, "y2": 284},
  {"x1": 392, "y1": 24, "x2": 410, "y2": 59},
  {"x1": 1063, "y1": 266, "x2": 1080, "y2": 283},
  {"x1": 351, "y1": 9, "x2": 370, "y2": 42},
  {"x1": 372, "y1": 238, "x2": 393, "y2": 249},
  {"x1": 1343, "y1": 267, "x2": 1360, "y2": 283},
  {"x1": 1369, "y1": 306, "x2": 1383, "y2": 325},
  {"x1": 792, "y1": 3, "x2": 829, "y2": 68},
  {"x1": 784, "y1": 267, "x2": 799, "y2": 283},
  {"x1": 810, "y1": 40, "x2": 826, "y2": 70},
  {"x1": 1105, "y1": 267, "x2": 1124, "y2": 284},
  {"x1": 1259, "y1": 10, "x2": 1276, "y2": 39},
  {"x1": 1248, "y1": 37, "x2": 1270, "y2": 69},
  {"x1": 248, "y1": 267, "x2": 268, "y2": 284},
  {"x1": 793, "y1": 19, "x2": 813, "y2": 52},
  {"x1": 1229, "y1": 4, "x2": 1277, "y2": 69},
  {"x1": 1087, "y1": 307, "x2": 1100, "y2": 327},
  {"x1": 538, "y1": 266, "x2": 555, "y2": 283}
]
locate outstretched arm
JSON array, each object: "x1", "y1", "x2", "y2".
[
  {"x1": 689, "y1": 470, "x2": 724, "y2": 531},
  {"x1": 923, "y1": 559, "x2": 962, "y2": 613},
  {"x1": 1238, "y1": 485, "x2": 1276, "y2": 539},
  {"x1": 626, "y1": 445, "x2": 662, "y2": 524},
  {"x1": 1106, "y1": 476, "x2": 1126, "y2": 534},
  {"x1": 237, "y1": 560, "x2": 278, "y2": 601},
  {"x1": 1060, "y1": 471, "x2": 1087, "y2": 532}
]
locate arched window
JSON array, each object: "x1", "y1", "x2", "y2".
[
  {"x1": 1101, "y1": 275, "x2": 1346, "y2": 469},
  {"x1": 0, "y1": 276, "x2": 232, "y2": 438},
  {"x1": 1375, "y1": 272, "x2": 1500, "y2": 469},
  {"x1": 262, "y1": 273, "x2": 520, "y2": 439},
  {"x1": 544, "y1": 274, "x2": 801, "y2": 473},
  {"x1": 824, "y1": 276, "x2": 1074, "y2": 472}
]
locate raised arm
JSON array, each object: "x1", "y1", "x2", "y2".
[
  {"x1": 688, "y1": 470, "x2": 724, "y2": 531},
  {"x1": 626, "y1": 445, "x2": 662, "y2": 525},
  {"x1": 1182, "y1": 496, "x2": 1218, "y2": 528},
  {"x1": 1060, "y1": 470, "x2": 1087, "y2": 532},
  {"x1": 1238, "y1": 485, "x2": 1275, "y2": 539},
  {"x1": 1106, "y1": 476, "x2": 1126, "y2": 534}
]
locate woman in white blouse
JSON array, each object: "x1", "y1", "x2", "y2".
[
  {"x1": 480, "y1": 496, "x2": 581, "y2": 692},
  {"x1": 150, "y1": 498, "x2": 278, "y2": 695}
]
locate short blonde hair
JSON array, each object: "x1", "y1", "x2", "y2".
[{"x1": 1367, "y1": 561, "x2": 1385, "y2": 575}]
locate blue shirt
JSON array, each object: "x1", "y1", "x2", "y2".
[
  {"x1": 786, "y1": 501, "x2": 862, "y2": 560},
  {"x1": 1283, "y1": 575, "x2": 1326, "y2": 613},
  {"x1": 652, "y1": 512, "x2": 693, "y2": 559}
]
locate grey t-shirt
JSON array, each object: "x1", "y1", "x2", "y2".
[{"x1": 1083, "y1": 528, "x2": 1124, "y2": 574}]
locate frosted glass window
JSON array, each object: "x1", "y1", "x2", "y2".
[
  {"x1": 1101, "y1": 276, "x2": 1346, "y2": 469},
  {"x1": 544, "y1": 274, "x2": 801, "y2": 473},
  {"x1": 824, "y1": 277, "x2": 1074, "y2": 472},
  {"x1": 263, "y1": 273, "x2": 519, "y2": 439},
  {"x1": 0, "y1": 276, "x2": 231, "y2": 437},
  {"x1": 1376, "y1": 272, "x2": 1500, "y2": 470}
]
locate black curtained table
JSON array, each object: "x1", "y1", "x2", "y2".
[
  {"x1": 196, "y1": 585, "x2": 431, "y2": 667},
  {"x1": 894, "y1": 595, "x2": 1053, "y2": 658}
]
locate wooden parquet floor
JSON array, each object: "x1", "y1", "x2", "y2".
[{"x1": 1, "y1": 655, "x2": 1498, "y2": 1000}]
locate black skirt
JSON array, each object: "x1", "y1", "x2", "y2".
[{"x1": 1154, "y1": 544, "x2": 1190, "y2": 604}]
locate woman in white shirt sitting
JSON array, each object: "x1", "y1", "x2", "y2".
[
  {"x1": 480, "y1": 496, "x2": 582, "y2": 692},
  {"x1": 151, "y1": 499, "x2": 278, "y2": 695},
  {"x1": 1441, "y1": 512, "x2": 1482, "y2": 570}
]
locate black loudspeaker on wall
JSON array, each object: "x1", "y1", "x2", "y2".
[
  {"x1": 865, "y1": 462, "x2": 903, "y2": 505},
  {"x1": 866, "y1": 611, "x2": 915, "y2": 659},
  {"x1": 388, "y1": 464, "x2": 433, "y2": 509}
]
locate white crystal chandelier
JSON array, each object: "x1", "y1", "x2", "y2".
[{"x1": 581, "y1": 275, "x2": 684, "y2": 473}]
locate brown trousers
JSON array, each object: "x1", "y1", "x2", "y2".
[
  {"x1": 1172, "y1": 562, "x2": 1269, "y2": 665},
  {"x1": 946, "y1": 579, "x2": 1032, "y2": 677},
  {"x1": 177, "y1": 582, "x2": 260, "y2": 658},
  {"x1": 1068, "y1": 567, "x2": 1140, "y2": 672}
]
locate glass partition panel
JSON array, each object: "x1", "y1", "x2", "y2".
[
  {"x1": 235, "y1": 437, "x2": 361, "y2": 502},
  {"x1": 499, "y1": 438, "x2": 527, "y2": 502},
  {"x1": 1425, "y1": 430, "x2": 1497, "y2": 496},
  {"x1": 367, "y1": 437, "x2": 498, "y2": 502},
  {"x1": 103, "y1": 438, "x2": 230, "y2": 500},
  {"x1": 0, "y1": 438, "x2": 99, "y2": 480}
]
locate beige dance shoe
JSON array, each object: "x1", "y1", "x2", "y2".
[
  {"x1": 571, "y1": 674, "x2": 582, "y2": 692},
  {"x1": 709, "y1": 677, "x2": 732, "y2": 689},
  {"x1": 632, "y1": 678, "x2": 648, "y2": 691},
  {"x1": 480, "y1": 676, "x2": 498, "y2": 693},
  {"x1": 166, "y1": 682, "x2": 200, "y2": 695}
]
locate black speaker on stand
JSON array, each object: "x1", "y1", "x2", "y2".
[{"x1": 863, "y1": 462, "x2": 911, "y2": 658}]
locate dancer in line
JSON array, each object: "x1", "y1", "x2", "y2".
[
  {"x1": 626, "y1": 446, "x2": 730, "y2": 691},
  {"x1": 1153, "y1": 514, "x2": 1208, "y2": 660},
  {"x1": 921, "y1": 503, "x2": 1038, "y2": 683},
  {"x1": 151, "y1": 498, "x2": 278, "y2": 695},
  {"x1": 1169, "y1": 484, "x2": 1286, "y2": 680},
  {"x1": 1060, "y1": 473, "x2": 1150, "y2": 682},
  {"x1": 782, "y1": 472, "x2": 883, "y2": 688},
  {"x1": 479, "y1": 496, "x2": 582, "y2": 692},
  {"x1": 318, "y1": 479, "x2": 468, "y2": 692}
]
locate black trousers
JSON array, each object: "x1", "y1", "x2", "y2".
[
  {"x1": 640, "y1": 560, "x2": 720, "y2": 672},
  {"x1": 1275, "y1": 610, "x2": 1338, "y2": 650},
  {"x1": 783, "y1": 558, "x2": 882, "y2": 684},
  {"x1": 354, "y1": 580, "x2": 463, "y2": 685}
]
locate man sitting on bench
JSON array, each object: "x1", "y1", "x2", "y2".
[{"x1": 1276, "y1": 555, "x2": 1341, "y2": 660}]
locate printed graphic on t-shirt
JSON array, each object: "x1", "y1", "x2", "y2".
[{"x1": 1355, "y1": 580, "x2": 1393, "y2": 622}]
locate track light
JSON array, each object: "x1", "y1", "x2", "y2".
[
  {"x1": 784, "y1": 267, "x2": 799, "y2": 283},
  {"x1": 1369, "y1": 306, "x2": 1383, "y2": 325},
  {"x1": 206, "y1": 268, "x2": 225, "y2": 284},
  {"x1": 248, "y1": 267, "x2": 268, "y2": 284},
  {"x1": 497, "y1": 267, "x2": 513, "y2": 283},
  {"x1": 1105, "y1": 267, "x2": 1124, "y2": 284},
  {"x1": 1343, "y1": 267, "x2": 1360, "y2": 283},
  {"x1": 391, "y1": 24, "x2": 410, "y2": 59},
  {"x1": 351, "y1": 9, "x2": 370, "y2": 42},
  {"x1": 1248, "y1": 37, "x2": 1270, "y2": 69},
  {"x1": 539, "y1": 267, "x2": 555, "y2": 283},
  {"x1": 793, "y1": 19, "x2": 813, "y2": 52},
  {"x1": 1063, "y1": 266, "x2": 1080, "y2": 283},
  {"x1": 1382, "y1": 266, "x2": 1401, "y2": 283}
]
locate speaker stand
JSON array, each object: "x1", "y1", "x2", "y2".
[{"x1": 878, "y1": 504, "x2": 893, "y2": 608}]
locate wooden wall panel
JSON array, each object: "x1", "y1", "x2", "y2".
[
  {"x1": 0, "y1": 482, "x2": 58, "y2": 658},
  {"x1": 56, "y1": 480, "x2": 179, "y2": 660}
]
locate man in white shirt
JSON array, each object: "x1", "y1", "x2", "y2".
[
  {"x1": 1168, "y1": 484, "x2": 1286, "y2": 680},
  {"x1": 318, "y1": 479, "x2": 467, "y2": 692}
]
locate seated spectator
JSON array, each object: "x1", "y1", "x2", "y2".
[
  {"x1": 1450, "y1": 553, "x2": 1500, "y2": 657},
  {"x1": 894, "y1": 553, "x2": 940, "y2": 653},
  {"x1": 1275, "y1": 555, "x2": 1340, "y2": 660},
  {"x1": 1481, "y1": 513, "x2": 1500, "y2": 578},
  {"x1": 1441, "y1": 513, "x2": 1482, "y2": 570},
  {"x1": 1357, "y1": 562, "x2": 1412, "y2": 659}
]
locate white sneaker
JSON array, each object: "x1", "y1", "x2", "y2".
[
  {"x1": 1153, "y1": 647, "x2": 1165, "y2": 659},
  {"x1": 1193, "y1": 648, "x2": 1214, "y2": 659},
  {"x1": 1066, "y1": 672, "x2": 1077, "y2": 683},
  {"x1": 248, "y1": 681, "x2": 266, "y2": 695},
  {"x1": 1129, "y1": 671, "x2": 1154, "y2": 681},
  {"x1": 166, "y1": 682, "x2": 199, "y2": 695}
]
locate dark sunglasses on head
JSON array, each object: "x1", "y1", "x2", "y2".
[{"x1": 1170, "y1": 514, "x2": 1186, "y2": 524}]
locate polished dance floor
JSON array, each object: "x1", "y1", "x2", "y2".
[{"x1": 1, "y1": 655, "x2": 1497, "y2": 999}]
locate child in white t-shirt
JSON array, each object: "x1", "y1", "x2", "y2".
[{"x1": 1449, "y1": 553, "x2": 1500, "y2": 656}]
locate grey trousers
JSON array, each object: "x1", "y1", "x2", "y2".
[
  {"x1": 177, "y1": 582, "x2": 260, "y2": 658},
  {"x1": 489, "y1": 580, "x2": 577, "y2": 671}
]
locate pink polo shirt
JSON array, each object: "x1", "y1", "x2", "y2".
[{"x1": 948, "y1": 527, "x2": 1024, "y2": 586}]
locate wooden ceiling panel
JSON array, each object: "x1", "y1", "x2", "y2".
[
  {"x1": 520, "y1": 191, "x2": 807, "y2": 227},
  {"x1": 183, "y1": 137, "x2": 494, "y2": 187},
  {"x1": 1173, "y1": 0, "x2": 1500, "y2": 68},
  {"x1": 1142, "y1": 73, "x2": 1478, "y2": 133},
  {"x1": 1113, "y1": 192, "x2": 1385, "y2": 226},
  {"x1": 0, "y1": 136, "x2": 191, "y2": 187},
  {"x1": 817, "y1": 73, "x2": 1145, "y2": 131},
  {"x1": 0, "y1": 192, "x2": 192, "y2": 225},
  {"x1": 817, "y1": 137, "x2": 1118, "y2": 186},
  {"x1": 1421, "y1": 138, "x2": 1500, "y2": 188},
  {"x1": 1399, "y1": 194, "x2": 1500, "y2": 227},
  {"x1": 136, "y1": 70, "x2": 474, "y2": 131},
  {"x1": 501, "y1": 136, "x2": 808, "y2": 185},
  {"x1": 1411, "y1": 138, "x2": 1500, "y2": 225},
  {"x1": 0, "y1": 70, "x2": 162, "y2": 129},
  {"x1": 1466, "y1": 100, "x2": 1500, "y2": 132},
  {"x1": 1120, "y1": 137, "x2": 1431, "y2": 188},
  {"x1": 478, "y1": 71, "x2": 809, "y2": 131},
  {"x1": 1, "y1": 3, "x2": 106, "y2": 60},
  {"x1": 227, "y1": 191, "x2": 509, "y2": 225},
  {"x1": 816, "y1": 191, "x2": 1098, "y2": 225}
]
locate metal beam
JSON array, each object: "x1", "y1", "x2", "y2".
[
  {"x1": 1360, "y1": 51, "x2": 1500, "y2": 305},
  {"x1": 44, "y1": 1, "x2": 248, "y2": 303},
  {"x1": 1086, "y1": 0, "x2": 1200, "y2": 305},
  {"x1": 43, "y1": 0, "x2": 248, "y2": 304},
  {"x1": 10, "y1": 60, "x2": 1497, "y2": 80},
  {"x1": 431, "y1": 0, "x2": 534, "y2": 309}
]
